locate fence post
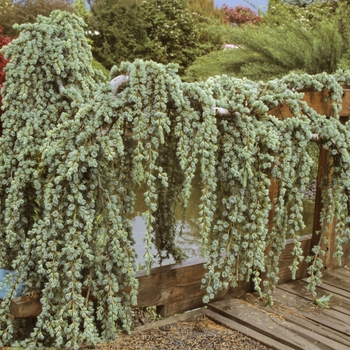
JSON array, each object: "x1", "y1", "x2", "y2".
[{"x1": 310, "y1": 147, "x2": 338, "y2": 270}]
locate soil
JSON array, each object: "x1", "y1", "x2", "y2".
[{"x1": 96, "y1": 314, "x2": 272, "y2": 350}]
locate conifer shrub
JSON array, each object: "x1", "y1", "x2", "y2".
[
  {"x1": 0, "y1": 27, "x2": 11, "y2": 135},
  {"x1": 1, "y1": 10, "x2": 350, "y2": 349}
]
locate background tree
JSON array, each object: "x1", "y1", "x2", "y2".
[
  {"x1": 139, "y1": 0, "x2": 199, "y2": 71},
  {"x1": 90, "y1": 0, "x2": 229, "y2": 73},
  {"x1": 188, "y1": 0, "x2": 224, "y2": 19},
  {"x1": 188, "y1": 0, "x2": 231, "y2": 56},
  {"x1": 0, "y1": 0, "x2": 73, "y2": 36},
  {"x1": 71, "y1": 0, "x2": 90, "y2": 22},
  {"x1": 185, "y1": 0, "x2": 350, "y2": 82},
  {"x1": 224, "y1": 0, "x2": 350, "y2": 80},
  {"x1": 222, "y1": 4, "x2": 261, "y2": 25},
  {"x1": 90, "y1": 0, "x2": 151, "y2": 70}
]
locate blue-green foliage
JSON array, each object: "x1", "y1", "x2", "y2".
[{"x1": 1, "y1": 10, "x2": 350, "y2": 348}]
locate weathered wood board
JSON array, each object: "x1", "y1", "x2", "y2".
[
  {"x1": 316, "y1": 270, "x2": 350, "y2": 294},
  {"x1": 278, "y1": 279, "x2": 350, "y2": 316},
  {"x1": 207, "y1": 268, "x2": 350, "y2": 349},
  {"x1": 271, "y1": 288, "x2": 350, "y2": 336},
  {"x1": 269, "y1": 89, "x2": 350, "y2": 119},
  {"x1": 302, "y1": 277, "x2": 350, "y2": 300},
  {"x1": 8, "y1": 257, "x2": 251, "y2": 318},
  {"x1": 9, "y1": 231, "x2": 312, "y2": 318},
  {"x1": 204, "y1": 308, "x2": 294, "y2": 350},
  {"x1": 208, "y1": 295, "x2": 349, "y2": 350},
  {"x1": 135, "y1": 257, "x2": 248, "y2": 317},
  {"x1": 277, "y1": 234, "x2": 311, "y2": 284},
  {"x1": 9, "y1": 295, "x2": 42, "y2": 318}
]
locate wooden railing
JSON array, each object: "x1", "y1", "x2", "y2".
[
  {"x1": 8, "y1": 87, "x2": 350, "y2": 318},
  {"x1": 270, "y1": 88, "x2": 350, "y2": 271}
]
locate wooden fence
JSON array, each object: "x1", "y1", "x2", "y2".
[{"x1": 9, "y1": 87, "x2": 350, "y2": 318}]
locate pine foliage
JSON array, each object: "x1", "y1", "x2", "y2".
[
  {"x1": 0, "y1": 27, "x2": 11, "y2": 135},
  {"x1": 224, "y1": 1, "x2": 350, "y2": 81},
  {"x1": 1, "y1": 10, "x2": 350, "y2": 348}
]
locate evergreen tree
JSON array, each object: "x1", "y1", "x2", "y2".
[
  {"x1": 223, "y1": 0, "x2": 350, "y2": 81},
  {"x1": 188, "y1": 0, "x2": 224, "y2": 19},
  {"x1": 2, "y1": 9, "x2": 350, "y2": 348},
  {"x1": 140, "y1": 0, "x2": 199, "y2": 71},
  {"x1": 0, "y1": 26, "x2": 11, "y2": 136},
  {"x1": 90, "y1": 0, "x2": 151, "y2": 69},
  {"x1": 71, "y1": 0, "x2": 90, "y2": 22},
  {"x1": 188, "y1": 0, "x2": 230, "y2": 56},
  {"x1": 90, "y1": 0, "x2": 227, "y2": 73},
  {"x1": 0, "y1": 0, "x2": 73, "y2": 36}
]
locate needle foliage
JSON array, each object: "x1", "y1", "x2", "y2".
[{"x1": 1, "y1": 10, "x2": 350, "y2": 348}]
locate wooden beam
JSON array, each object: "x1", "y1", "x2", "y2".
[
  {"x1": 9, "y1": 295, "x2": 42, "y2": 318},
  {"x1": 311, "y1": 146, "x2": 329, "y2": 251},
  {"x1": 340, "y1": 89, "x2": 350, "y2": 117},
  {"x1": 277, "y1": 235, "x2": 311, "y2": 284},
  {"x1": 136, "y1": 257, "x2": 251, "y2": 317},
  {"x1": 9, "y1": 234, "x2": 313, "y2": 319},
  {"x1": 269, "y1": 88, "x2": 350, "y2": 119},
  {"x1": 204, "y1": 308, "x2": 295, "y2": 350}
]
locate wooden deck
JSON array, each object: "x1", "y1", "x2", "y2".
[{"x1": 206, "y1": 267, "x2": 350, "y2": 350}]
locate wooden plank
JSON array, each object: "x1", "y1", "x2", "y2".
[
  {"x1": 269, "y1": 89, "x2": 350, "y2": 119},
  {"x1": 9, "y1": 234, "x2": 307, "y2": 319},
  {"x1": 271, "y1": 288, "x2": 350, "y2": 336},
  {"x1": 339, "y1": 241, "x2": 350, "y2": 267},
  {"x1": 277, "y1": 234, "x2": 311, "y2": 284},
  {"x1": 9, "y1": 258, "x2": 251, "y2": 318},
  {"x1": 310, "y1": 146, "x2": 338, "y2": 270},
  {"x1": 340, "y1": 89, "x2": 350, "y2": 117},
  {"x1": 330, "y1": 266, "x2": 350, "y2": 279},
  {"x1": 9, "y1": 296, "x2": 42, "y2": 318},
  {"x1": 208, "y1": 297, "x2": 346, "y2": 349},
  {"x1": 204, "y1": 308, "x2": 295, "y2": 350},
  {"x1": 136, "y1": 257, "x2": 251, "y2": 317},
  {"x1": 241, "y1": 292, "x2": 350, "y2": 348},
  {"x1": 343, "y1": 264, "x2": 350, "y2": 272},
  {"x1": 6, "y1": 238, "x2": 342, "y2": 319},
  {"x1": 301, "y1": 279, "x2": 350, "y2": 300},
  {"x1": 335, "y1": 240, "x2": 350, "y2": 267},
  {"x1": 320, "y1": 271, "x2": 350, "y2": 293},
  {"x1": 278, "y1": 280, "x2": 350, "y2": 316},
  {"x1": 282, "y1": 277, "x2": 350, "y2": 303}
]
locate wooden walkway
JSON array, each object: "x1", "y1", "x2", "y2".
[{"x1": 206, "y1": 267, "x2": 350, "y2": 350}]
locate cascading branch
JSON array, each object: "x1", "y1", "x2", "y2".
[{"x1": 1, "y1": 10, "x2": 350, "y2": 349}]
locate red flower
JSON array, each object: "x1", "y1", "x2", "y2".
[{"x1": 222, "y1": 4, "x2": 261, "y2": 26}]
